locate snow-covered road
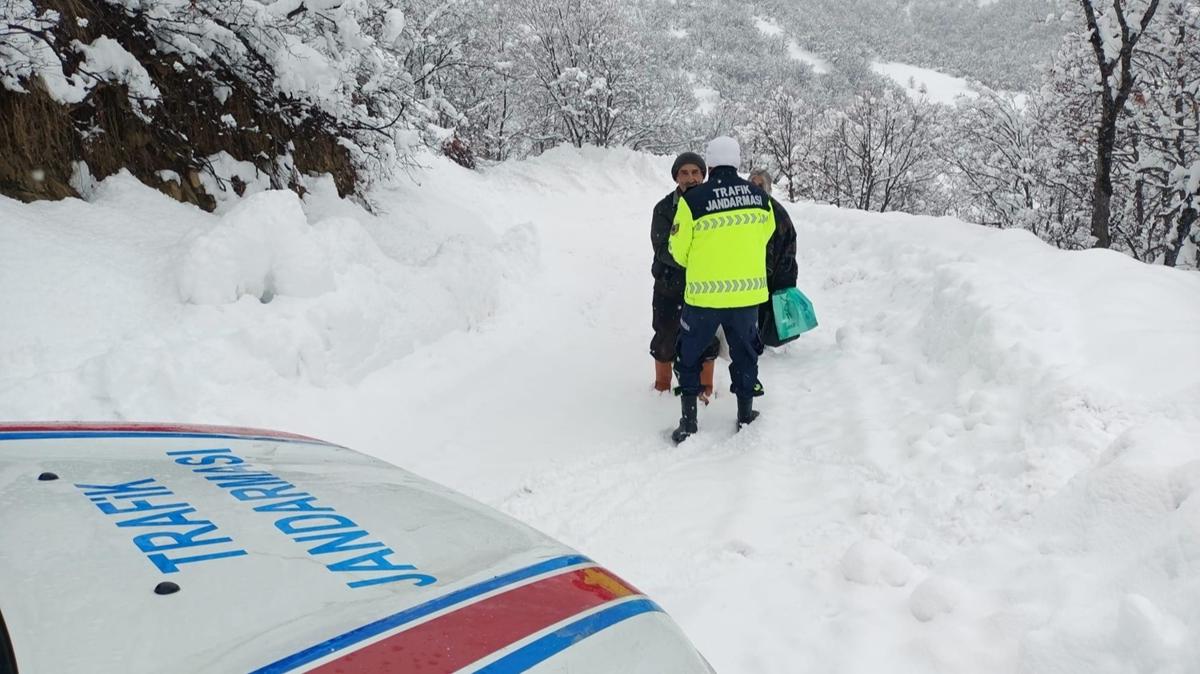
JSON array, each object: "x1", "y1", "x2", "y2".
[{"x1": 3, "y1": 147, "x2": 1200, "y2": 672}]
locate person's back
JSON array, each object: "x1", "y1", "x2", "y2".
[
  {"x1": 667, "y1": 136, "x2": 775, "y2": 443},
  {"x1": 671, "y1": 159, "x2": 775, "y2": 310}
]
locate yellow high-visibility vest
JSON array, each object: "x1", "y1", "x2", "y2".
[{"x1": 669, "y1": 175, "x2": 776, "y2": 308}]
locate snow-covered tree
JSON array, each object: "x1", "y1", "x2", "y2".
[
  {"x1": 438, "y1": 1, "x2": 523, "y2": 161},
  {"x1": 1023, "y1": 0, "x2": 1198, "y2": 261},
  {"x1": 502, "y1": 0, "x2": 690, "y2": 152},
  {"x1": 1077, "y1": 0, "x2": 1162, "y2": 248},
  {"x1": 942, "y1": 81, "x2": 1094, "y2": 249},
  {"x1": 941, "y1": 0, "x2": 1196, "y2": 262},
  {"x1": 807, "y1": 88, "x2": 943, "y2": 213},
  {"x1": 740, "y1": 86, "x2": 820, "y2": 201},
  {"x1": 158, "y1": 0, "x2": 477, "y2": 180},
  {"x1": 1, "y1": 0, "x2": 480, "y2": 195},
  {"x1": 1126, "y1": 0, "x2": 1200, "y2": 266},
  {"x1": 943, "y1": 90, "x2": 1041, "y2": 228},
  {"x1": 0, "y1": 2, "x2": 71, "y2": 94}
]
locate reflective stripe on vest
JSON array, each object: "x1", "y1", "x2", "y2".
[
  {"x1": 687, "y1": 277, "x2": 767, "y2": 295},
  {"x1": 694, "y1": 211, "x2": 770, "y2": 232}
]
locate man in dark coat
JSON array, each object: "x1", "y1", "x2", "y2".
[
  {"x1": 650, "y1": 152, "x2": 720, "y2": 399},
  {"x1": 749, "y1": 169, "x2": 798, "y2": 347}
]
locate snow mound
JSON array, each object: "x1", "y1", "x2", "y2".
[
  {"x1": 177, "y1": 190, "x2": 334, "y2": 304},
  {"x1": 909, "y1": 575, "x2": 963, "y2": 622},
  {"x1": 0, "y1": 153, "x2": 538, "y2": 415},
  {"x1": 841, "y1": 539, "x2": 914, "y2": 587}
]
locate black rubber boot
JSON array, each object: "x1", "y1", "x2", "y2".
[
  {"x1": 671, "y1": 395, "x2": 699, "y2": 444},
  {"x1": 736, "y1": 396, "x2": 760, "y2": 429}
]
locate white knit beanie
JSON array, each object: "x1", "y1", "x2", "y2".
[{"x1": 705, "y1": 136, "x2": 741, "y2": 169}]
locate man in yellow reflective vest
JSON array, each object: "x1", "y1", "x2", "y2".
[{"x1": 668, "y1": 136, "x2": 776, "y2": 443}]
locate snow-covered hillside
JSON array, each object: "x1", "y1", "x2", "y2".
[{"x1": 3, "y1": 148, "x2": 1200, "y2": 673}]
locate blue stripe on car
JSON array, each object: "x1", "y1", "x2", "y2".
[{"x1": 250, "y1": 554, "x2": 593, "y2": 674}]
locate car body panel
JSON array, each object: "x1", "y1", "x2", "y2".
[{"x1": 0, "y1": 423, "x2": 713, "y2": 673}]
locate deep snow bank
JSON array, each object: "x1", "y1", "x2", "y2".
[
  {"x1": 780, "y1": 204, "x2": 1200, "y2": 672},
  {"x1": 0, "y1": 159, "x2": 531, "y2": 419}
]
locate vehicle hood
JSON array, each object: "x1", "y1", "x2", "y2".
[{"x1": 0, "y1": 423, "x2": 712, "y2": 673}]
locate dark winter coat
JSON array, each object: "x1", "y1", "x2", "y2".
[
  {"x1": 759, "y1": 197, "x2": 800, "y2": 347},
  {"x1": 765, "y1": 196, "x2": 797, "y2": 291},
  {"x1": 650, "y1": 189, "x2": 686, "y2": 294}
]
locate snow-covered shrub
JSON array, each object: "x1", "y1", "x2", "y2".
[{"x1": 0, "y1": 0, "x2": 478, "y2": 202}]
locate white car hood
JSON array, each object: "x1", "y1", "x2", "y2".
[{"x1": 0, "y1": 423, "x2": 713, "y2": 674}]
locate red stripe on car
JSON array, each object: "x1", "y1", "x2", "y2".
[{"x1": 309, "y1": 567, "x2": 640, "y2": 674}]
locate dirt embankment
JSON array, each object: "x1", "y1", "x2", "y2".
[{"x1": 1, "y1": 0, "x2": 355, "y2": 210}]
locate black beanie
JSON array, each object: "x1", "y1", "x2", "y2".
[{"x1": 671, "y1": 152, "x2": 706, "y2": 180}]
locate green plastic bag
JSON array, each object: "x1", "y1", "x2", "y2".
[{"x1": 771, "y1": 287, "x2": 818, "y2": 341}]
